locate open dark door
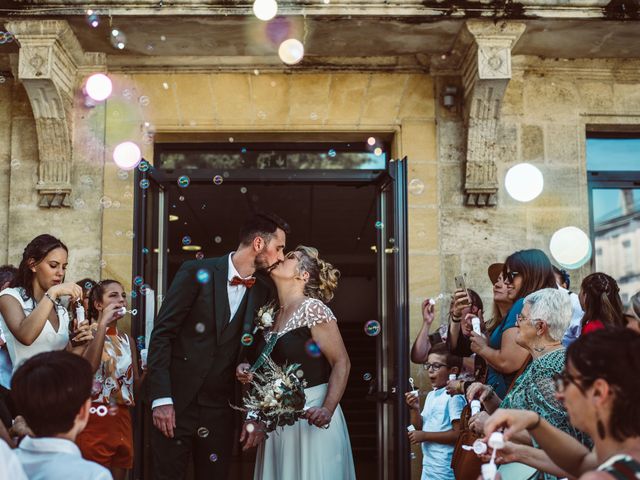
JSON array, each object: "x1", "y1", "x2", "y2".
[
  {"x1": 132, "y1": 161, "x2": 168, "y2": 480},
  {"x1": 375, "y1": 157, "x2": 410, "y2": 479}
]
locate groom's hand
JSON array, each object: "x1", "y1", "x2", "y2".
[
  {"x1": 152, "y1": 405, "x2": 176, "y2": 438},
  {"x1": 240, "y1": 421, "x2": 265, "y2": 450}
]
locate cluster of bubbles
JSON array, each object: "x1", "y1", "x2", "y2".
[
  {"x1": 196, "y1": 269, "x2": 210, "y2": 284},
  {"x1": 89, "y1": 405, "x2": 109, "y2": 417},
  {"x1": 85, "y1": 10, "x2": 99, "y2": 28},
  {"x1": 110, "y1": 29, "x2": 127, "y2": 50},
  {"x1": 241, "y1": 333, "x2": 254, "y2": 346},
  {"x1": 364, "y1": 320, "x2": 381, "y2": 337},
  {"x1": 0, "y1": 31, "x2": 15, "y2": 44},
  {"x1": 304, "y1": 339, "x2": 321, "y2": 358}
]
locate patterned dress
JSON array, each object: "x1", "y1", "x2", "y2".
[{"x1": 500, "y1": 348, "x2": 591, "y2": 480}]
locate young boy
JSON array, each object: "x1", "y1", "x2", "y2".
[
  {"x1": 405, "y1": 342, "x2": 466, "y2": 480},
  {"x1": 10, "y1": 351, "x2": 112, "y2": 480}
]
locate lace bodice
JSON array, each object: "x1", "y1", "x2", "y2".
[{"x1": 275, "y1": 298, "x2": 336, "y2": 338}]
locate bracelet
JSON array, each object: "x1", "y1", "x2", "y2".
[
  {"x1": 527, "y1": 412, "x2": 541, "y2": 431},
  {"x1": 44, "y1": 292, "x2": 60, "y2": 307}
]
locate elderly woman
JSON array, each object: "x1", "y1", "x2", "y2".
[
  {"x1": 466, "y1": 288, "x2": 589, "y2": 480},
  {"x1": 483, "y1": 328, "x2": 640, "y2": 479}
]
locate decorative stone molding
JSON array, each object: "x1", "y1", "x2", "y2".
[
  {"x1": 434, "y1": 20, "x2": 525, "y2": 206},
  {"x1": 6, "y1": 20, "x2": 101, "y2": 208}
]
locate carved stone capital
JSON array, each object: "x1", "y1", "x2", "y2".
[
  {"x1": 437, "y1": 21, "x2": 525, "y2": 206},
  {"x1": 6, "y1": 20, "x2": 100, "y2": 208}
]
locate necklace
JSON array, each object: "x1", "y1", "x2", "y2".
[{"x1": 533, "y1": 341, "x2": 562, "y2": 353}]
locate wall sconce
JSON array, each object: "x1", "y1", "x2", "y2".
[{"x1": 442, "y1": 86, "x2": 458, "y2": 109}]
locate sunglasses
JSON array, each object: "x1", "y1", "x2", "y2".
[
  {"x1": 423, "y1": 362, "x2": 448, "y2": 371},
  {"x1": 504, "y1": 271, "x2": 521, "y2": 284}
]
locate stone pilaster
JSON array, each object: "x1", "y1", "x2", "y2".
[{"x1": 6, "y1": 20, "x2": 97, "y2": 208}]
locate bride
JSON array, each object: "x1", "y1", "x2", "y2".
[{"x1": 236, "y1": 246, "x2": 356, "y2": 480}]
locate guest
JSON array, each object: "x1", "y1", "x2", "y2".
[
  {"x1": 10, "y1": 351, "x2": 112, "y2": 479},
  {"x1": 579, "y1": 273, "x2": 625, "y2": 334},
  {"x1": 466, "y1": 288, "x2": 589, "y2": 479},
  {"x1": 411, "y1": 288, "x2": 482, "y2": 365},
  {"x1": 0, "y1": 235, "x2": 93, "y2": 377},
  {"x1": 76, "y1": 280, "x2": 143, "y2": 480},
  {"x1": 468, "y1": 249, "x2": 557, "y2": 398},
  {"x1": 552, "y1": 266, "x2": 584, "y2": 346},
  {"x1": 405, "y1": 343, "x2": 465, "y2": 480},
  {"x1": 483, "y1": 328, "x2": 640, "y2": 478},
  {"x1": 0, "y1": 265, "x2": 17, "y2": 428},
  {"x1": 624, "y1": 291, "x2": 640, "y2": 333}
]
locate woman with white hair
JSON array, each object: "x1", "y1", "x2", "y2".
[{"x1": 466, "y1": 288, "x2": 591, "y2": 480}]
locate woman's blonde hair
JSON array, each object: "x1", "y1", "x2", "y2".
[{"x1": 295, "y1": 246, "x2": 340, "y2": 303}]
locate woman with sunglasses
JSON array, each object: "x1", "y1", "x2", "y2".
[
  {"x1": 483, "y1": 328, "x2": 640, "y2": 479},
  {"x1": 468, "y1": 249, "x2": 558, "y2": 399},
  {"x1": 465, "y1": 288, "x2": 590, "y2": 479}
]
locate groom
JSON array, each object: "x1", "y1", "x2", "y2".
[{"x1": 147, "y1": 213, "x2": 289, "y2": 480}]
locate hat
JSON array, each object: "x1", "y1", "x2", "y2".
[{"x1": 488, "y1": 263, "x2": 504, "y2": 284}]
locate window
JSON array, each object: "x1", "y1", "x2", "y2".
[{"x1": 588, "y1": 135, "x2": 640, "y2": 304}]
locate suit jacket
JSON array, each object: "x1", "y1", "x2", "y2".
[{"x1": 147, "y1": 255, "x2": 274, "y2": 414}]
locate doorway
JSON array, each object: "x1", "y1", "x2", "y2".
[{"x1": 132, "y1": 141, "x2": 410, "y2": 479}]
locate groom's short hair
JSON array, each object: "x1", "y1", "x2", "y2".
[
  {"x1": 239, "y1": 212, "x2": 290, "y2": 246},
  {"x1": 11, "y1": 351, "x2": 92, "y2": 437}
]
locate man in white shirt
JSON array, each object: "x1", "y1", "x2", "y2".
[
  {"x1": 10, "y1": 350, "x2": 112, "y2": 480},
  {"x1": 147, "y1": 213, "x2": 288, "y2": 480}
]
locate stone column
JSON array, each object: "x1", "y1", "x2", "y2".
[{"x1": 6, "y1": 20, "x2": 99, "y2": 208}]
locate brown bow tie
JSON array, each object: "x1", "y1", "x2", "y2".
[{"x1": 229, "y1": 276, "x2": 256, "y2": 288}]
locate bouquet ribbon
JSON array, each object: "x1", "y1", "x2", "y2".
[{"x1": 250, "y1": 333, "x2": 278, "y2": 373}]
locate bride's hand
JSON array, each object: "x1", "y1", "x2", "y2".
[
  {"x1": 236, "y1": 363, "x2": 253, "y2": 384},
  {"x1": 304, "y1": 407, "x2": 332, "y2": 428}
]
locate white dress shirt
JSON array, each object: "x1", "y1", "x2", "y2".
[
  {"x1": 151, "y1": 253, "x2": 251, "y2": 410},
  {"x1": 0, "y1": 438, "x2": 27, "y2": 480},
  {"x1": 15, "y1": 436, "x2": 112, "y2": 480}
]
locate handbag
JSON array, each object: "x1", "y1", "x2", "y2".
[
  {"x1": 450, "y1": 404, "x2": 483, "y2": 480},
  {"x1": 450, "y1": 355, "x2": 532, "y2": 480}
]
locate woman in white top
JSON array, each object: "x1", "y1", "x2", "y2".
[{"x1": 0, "y1": 234, "x2": 93, "y2": 377}]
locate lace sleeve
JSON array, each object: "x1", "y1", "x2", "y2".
[{"x1": 304, "y1": 299, "x2": 337, "y2": 328}]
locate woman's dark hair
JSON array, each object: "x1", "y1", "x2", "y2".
[
  {"x1": 567, "y1": 328, "x2": 640, "y2": 441},
  {"x1": 10, "y1": 350, "x2": 92, "y2": 437},
  {"x1": 503, "y1": 249, "x2": 557, "y2": 300},
  {"x1": 238, "y1": 212, "x2": 290, "y2": 247},
  {"x1": 580, "y1": 273, "x2": 625, "y2": 330},
  {"x1": 552, "y1": 265, "x2": 571, "y2": 290},
  {"x1": 88, "y1": 279, "x2": 123, "y2": 321},
  {"x1": 10, "y1": 234, "x2": 68, "y2": 300}
]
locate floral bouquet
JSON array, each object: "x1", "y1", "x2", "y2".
[{"x1": 236, "y1": 356, "x2": 307, "y2": 434}]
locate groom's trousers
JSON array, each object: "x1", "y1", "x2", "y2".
[{"x1": 151, "y1": 399, "x2": 235, "y2": 480}]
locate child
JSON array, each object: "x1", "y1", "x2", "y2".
[
  {"x1": 76, "y1": 279, "x2": 144, "y2": 480},
  {"x1": 405, "y1": 342, "x2": 466, "y2": 480}
]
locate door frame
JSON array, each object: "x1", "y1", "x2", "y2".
[{"x1": 132, "y1": 153, "x2": 410, "y2": 480}]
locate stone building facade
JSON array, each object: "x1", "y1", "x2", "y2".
[{"x1": 1, "y1": 2, "x2": 639, "y2": 477}]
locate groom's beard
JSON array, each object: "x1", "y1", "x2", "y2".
[{"x1": 254, "y1": 252, "x2": 280, "y2": 273}]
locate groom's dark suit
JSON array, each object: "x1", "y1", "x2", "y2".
[{"x1": 147, "y1": 255, "x2": 273, "y2": 480}]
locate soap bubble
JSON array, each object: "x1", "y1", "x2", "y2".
[
  {"x1": 84, "y1": 281, "x2": 94, "y2": 289},
  {"x1": 142, "y1": 247, "x2": 149, "y2": 254},
  {"x1": 375, "y1": 221, "x2": 384, "y2": 230},
  {"x1": 241, "y1": 333, "x2": 254, "y2": 346},
  {"x1": 182, "y1": 236, "x2": 192, "y2": 245},
  {"x1": 117, "y1": 169, "x2": 129, "y2": 180},
  {"x1": 126, "y1": 230, "x2": 135, "y2": 239},
  {"x1": 115, "y1": 230, "x2": 123, "y2": 237},
  {"x1": 100, "y1": 196, "x2": 113, "y2": 208},
  {"x1": 296, "y1": 369, "x2": 304, "y2": 378},
  {"x1": 228, "y1": 137, "x2": 234, "y2": 143},
  {"x1": 130, "y1": 291, "x2": 137, "y2": 298},
  {"x1": 133, "y1": 276, "x2": 144, "y2": 286},
  {"x1": 195, "y1": 322, "x2": 206, "y2": 334},
  {"x1": 138, "y1": 160, "x2": 150, "y2": 172},
  {"x1": 305, "y1": 339, "x2": 321, "y2": 358},
  {"x1": 374, "y1": 147, "x2": 383, "y2": 156},
  {"x1": 179, "y1": 195, "x2": 185, "y2": 201},
  {"x1": 140, "y1": 284, "x2": 150, "y2": 295},
  {"x1": 245, "y1": 423, "x2": 255, "y2": 433},
  {"x1": 409, "y1": 179, "x2": 425, "y2": 196},
  {"x1": 240, "y1": 187, "x2": 247, "y2": 194},
  {"x1": 113, "y1": 201, "x2": 121, "y2": 208},
  {"x1": 367, "y1": 137, "x2": 376, "y2": 146},
  {"x1": 74, "y1": 198, "x2": 86, "y2": 209},
  {"x1": 139, "y1": 95, "x2": 150, "y2": 106},
  {"x1": 122, "y1": 89, "x2": 132, "y2": 99},
  {"x1": 209, "y1": 453, "x2": 218, "y2": 463},
  {"x1": 364, "y1": 320, "x2": 381, "y2": 336},
  {"x1": 196, "y1": 252, "x2": 204, "y2": 260},
  {"x1": 139, "y1": 179, "x2": 150, "y2": 189},
  {"x1": 196, "y1": 269, "x2": 210, "y2": 284},
  {"x1": 100, "y1": 259, "x2": 107, "y2": 268},
  {"x1": 178, "y1": 175, "x2": 190, "y2": 188},
  {"x1": 328, "y1": 149, "x2": 336, "y2": 158},
  {"x1": 213, "y1": 175, "x2": 223, "y2": 186},
  {"x1": 197, "y1": 427, "x2": 210, "y2": 438},
  {"x1": 363, "y1": 372, "x2": 372, "y2": 381},
  {"x1": 214, "y1": 236, "x2": 222, "y2": 244}
]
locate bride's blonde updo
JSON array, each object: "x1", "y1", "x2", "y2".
[{"x1": 295, "y1": 246, "x2": 340, "y2": 303}]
